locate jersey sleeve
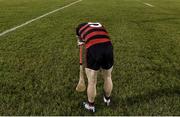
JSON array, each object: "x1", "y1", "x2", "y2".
[
  {"x1": 76, "y1": 23, "x2": 88, "y2": 42},
  {"x1": 76, "y1": 27, "x2": 80, "y2": 37},
  {"x1": 76, "y1": 26, "x2": 83, "y2": 43}
]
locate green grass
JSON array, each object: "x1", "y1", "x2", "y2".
[{"x1": 0, "y1": 0, "x2": 180, "y2": 115}]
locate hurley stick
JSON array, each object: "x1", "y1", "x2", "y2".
[{"x1": 76, "y1": 45, "x2": 86, "y2": 92}]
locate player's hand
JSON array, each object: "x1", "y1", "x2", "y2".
[{"x1": 77, "y1": 40, "x2": 84, "y2": 46}]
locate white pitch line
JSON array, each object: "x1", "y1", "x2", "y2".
[
  {"x1": 143, "y1": 3, "x2": 155, "y2": 7},
  {"x1": 0, "y1": 0, "x2": 82, "y2": 37}
]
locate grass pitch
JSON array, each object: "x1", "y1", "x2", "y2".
[{"x1": 0, "y1": 0, "x2": 180, "y2": 115}]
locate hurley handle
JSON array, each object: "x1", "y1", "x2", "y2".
[{"x1": 79, "y1": 45, "x2": 83, "y2": 65}]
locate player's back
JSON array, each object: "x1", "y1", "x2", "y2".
[{"x1": 76, "y1": 22, "x2": 111, "y2": 48}]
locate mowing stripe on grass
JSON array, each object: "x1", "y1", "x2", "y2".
[
  {"x1": 143, "y1": 3, "x2": 155, "y2": 7},
  {"x1": 0, "y1": 0, "x2": 82, "y2": 37}
]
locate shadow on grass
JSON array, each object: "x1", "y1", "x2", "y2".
[
  {"x1": 124, "y1": 86, "x2": 180, "y2": 106},
  {"x1": 115, "y1": 86, "x2": 180, "y2": 115}
]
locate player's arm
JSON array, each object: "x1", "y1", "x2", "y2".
[
  {"x1": 76, "y1": 36, "x2": 85, "y2": 46},
  {"x1": 76, "y1": 26, "x2": 85, "y2": 65},
  {"x1": 76, "y1": 35, "x2": 84, "y2": 65},
  {"x1": 76, "y1": 26, "x2": 85, "y2": 46}
]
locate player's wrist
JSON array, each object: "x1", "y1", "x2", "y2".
[{"x1": 78, "y1": 41, "x2": 84, "y2": 46}]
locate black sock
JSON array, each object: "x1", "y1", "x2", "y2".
[
  {"x1": 104, "y1": 95, "x2": 110, "y2": 100},
  {"x1": 88, "y1": 101, "x2": 95, "y2": 106}
]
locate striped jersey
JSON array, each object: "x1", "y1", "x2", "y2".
[{"x1": 76, "y1": 22, "x2": 110, "y2": 48}]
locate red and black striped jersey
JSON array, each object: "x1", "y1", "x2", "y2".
[{"x1": 76, "y1": 22, "x2": 110, "y2": 48}]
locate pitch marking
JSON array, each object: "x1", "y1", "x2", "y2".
[
  {"x1": 144, "y1": 3, "x2": 155, "y2": 7},
  {"x1": 0, "y1": 0, "x2": 82, "y2": 37}
]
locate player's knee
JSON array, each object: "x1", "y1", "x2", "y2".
[{"x1": 88, "y1": 78, "x2": 97, "y2": 86}]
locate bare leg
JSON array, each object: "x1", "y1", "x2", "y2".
[
  {"x1": 102, "y1": 66, "x2": 113, "y2": 97},
  {"x1": 85, "y1": 68, "x2": 98, "y2": 103}
]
